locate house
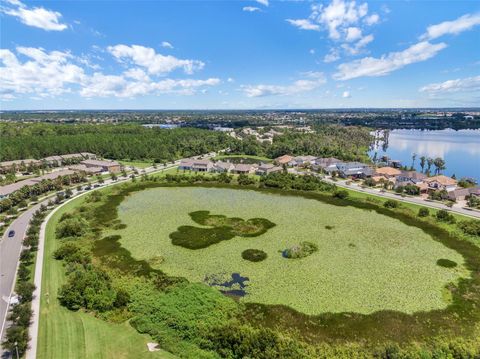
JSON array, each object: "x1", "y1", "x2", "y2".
[
  {"x1": 60, "y1": 153, "x2": 85, "y2": 163},
  {"x1": 191, "y1": 160, "x2": 213, "y2": 172},
  {"x1": 178, "y1": 159, "x2": 194, "y2": 171},
  {"x1": 336, "y1": 162, "x2": 373, "y2": 178},
  {"x1": 274, "y1": 155, "x2": 294, "y2": 165},
  {"x1": 256, "y1": 163, "x2": 283, "y2": 176},
  {"x1": 288, "y1": 156, "x2": 317, "y2": 167},
  {"x1": 425, "y1": 175, "x2": 457, "y2": 192},
  {"x1": 81, "y1": 159, "x2": 121, "y2": 173},
  {"x1": 69, "y1": 164, "x2": 103, "y2": 174},
  {"x1": 212, "y1": 161, "x2": 235, "y2": 173},
  {"x1": 448, "y1": 186, "x2": 480, "y2": 201},
  {"x1": 375, "y1": 167, "x2": 402, "y2": 178},
  {"x1": 43, "y1": 155, "x2": 64, "y2": 167},
  {"x1": 312, "y1": 157, "x2": 342, "y2": 173},
  {"x1": 232, "y1": 164, "x2": 256, "y2": 174},
  {"x1": 0, "y1": 179, "x2": 38, "y2": 199},
  {"x1": 0, "y1": 159, "x2": 41, "y2": 172},
  {"x1": 394, "y1": 170, "x2": 428, "y2": 192}
]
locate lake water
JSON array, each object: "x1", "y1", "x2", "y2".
[{"x1": 369, "y1": 129, "x2": 480, "y2": 182}]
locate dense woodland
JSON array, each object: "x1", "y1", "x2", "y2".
[
  {"x1": 0, "y1": 123, "x2": 235, "y2": 162},
  {"x1": 0, "y1": 123, "x2": 373, "y2": 163}
]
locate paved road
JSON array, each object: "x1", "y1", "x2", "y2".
[
  {"x1": 0, "y1": 201, "x2": 47, "y2": 352},
  {"x1": 325, "y1": 177, "x2": 480, "y2": 219}
]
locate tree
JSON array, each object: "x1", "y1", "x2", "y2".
[
  {"x1": 411, "y1": 153, "x2": 417, "y2": 171},
  {"x1": 110, "y1": 172, "x2": 118, "y2": 181},
  {"x1": 56, "y1": 218, "x2": 88, "y2": 238},
  {"x1": 433, "y1": 157, "x2": 446, "y2": 175},
  {"x1": 419, "y1": 156, "x2": 426, "y2": 173},
  {"x1": 384, "y1": 200, "x2": 399, "y2": 209},
  {"x1": 426, "y1": 157, "x2": 434, "y2": 176}
]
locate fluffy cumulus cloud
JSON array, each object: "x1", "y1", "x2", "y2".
[
  {"x1": 334, "y1": 41, "x2": 447, "y2": 80},
  {"x1": 255, "y1": 0, "x2": 269, "y2": 7},
  {"x1": 342, "y1": 90, "x2": 351, "y2": 98},
  {"x1": 0, "y1": 0, "x2": 68, "y2": 31},
  {"x1": 243, "y1": 6, "x2": 260, "y2": 12},
  {"x1": 242, "y1": 72, "x2": 326, "y2": 97},
  {"x1": 0, "y1": 45, "x2": 220, "y2": 100},
  {"x1": 286, "y1": 0, "x2": 380, "y2": 62},
  {"x1": 0, "y1": 47, "x2": 85, "y2": 99},
  {"x1": 421, "y1": 13, "x2": 480, "y2": 40},
  {"x1": 107, "y1": 44, "x2": 204, "y2": 75},
  {"x1": 419, "y1": 75, "x2": 480, "y2": 94}
]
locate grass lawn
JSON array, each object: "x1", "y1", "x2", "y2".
[
  {"x1": 214, "y1": 154, "x2": 272, "y2": 162},
  {"x1": 112, "y1": 187, "x2": 469, "y2": 315},
  {"x1": 37, "y1": 195, "x2": 176, "y2": 359},
  {"x1": 118, "y1": 160, "x2": 152, "y2": 169}
]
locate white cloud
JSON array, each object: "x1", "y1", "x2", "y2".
[
  {"x1": 419, "y1": 75, "x2": 480, "y2": 94},
  {"x1": 227, "y1": 77, "x2": 234, "y2": 83},
  {"x1": 0, "y1": 47, "x2": 84, "y2": 99},
  {"x1": 0, "y1": 45, "x2": 220, "y2": 100},
  {"x1": 309, "y1": 49, "x2": 316, "y2": 55},
  {"x1": 256, "y1": 0, "x2": 269, "y2": 6},
  {"x1": 286, "y1": 19, "x2": 320, "y2": 31},
  {"x1": 341, "y1": 33, "x2": 373, "y2": 54},
  {"x1": 311, "y1": 0, "x2": 369, "y2": 40},
  {"x1": 364, "y1": 13, "x2": 379, "y2": 25},
  {"x1": 1, "y1": 0, "x2": 67, "y2": 31},
  {"x1": 107, "y1": 44, "x2": 204, "y2": 75},
  {"x1": 345, "y1": 27, "x2": 362, "y2": 42},
  {"x1": 324, "y1": 48, "x2": 340, "y2": 63},
  {"x1": 334, "y1": 41, "x2": 447, "y2": 80},
  {"x1": 342, "y1": 91, "x2": 351, "y2": 98},
  {"x1": 242, "y1": 73, "x2": 326, "y2": 97},
  {"x1": 421, "y1": 13, "x2": 480, "y2": 40},
  {"x1": 161, "y1": 41, "x2": 174, "y2": 49},
  {"x1": 287, "y1": 0, "x2": 379, "y2": 60},
  {"x1": 243, "y1": 6, "x2": 260, "y2": 12},
  {"x1": 80, "y1": 75, "x2": 220, "y2": 98}
]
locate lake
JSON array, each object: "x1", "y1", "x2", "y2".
[{"x1": 369, "y1": 129, "x2": 480, "y2": 182}]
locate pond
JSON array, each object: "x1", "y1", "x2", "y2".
[
  {"x1": 369, "y1": 129, "x2": 480, "y2": 182},
  {"x1": 112, "y1": 186, "x2": 468, "y2": 315}
]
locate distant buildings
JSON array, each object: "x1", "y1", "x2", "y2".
[{"x1": 80, "y1": 159, "x2": 121, "y2": 173}]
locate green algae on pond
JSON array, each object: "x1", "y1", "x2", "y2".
[
  {"x1": 113, "y1": 186, "x2": 468, "y2": 316},
  {"x1": 170, "y1": 210, "x2": 275, "y2": 249}
]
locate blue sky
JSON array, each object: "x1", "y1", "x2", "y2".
[{"x1": 1, "y1": 0, "x2": 479, "y2": 110}]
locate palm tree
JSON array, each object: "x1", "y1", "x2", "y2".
[
  {"x1": 426, "y1": 157, "x2": 434, "y2": 176},
  {"x1": 411, "y1": 153, "x2": 417, "y2": 170},
  {"x1": 433, "y1": 157, "x2": 446, "y2": 175},
  {"x1": 419, "y1": 156, "x2": 426, "y2": 173}
]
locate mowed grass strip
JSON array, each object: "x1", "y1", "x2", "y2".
[{"x1": 37, "y1": 195, "x2": 176, "y2": 359}]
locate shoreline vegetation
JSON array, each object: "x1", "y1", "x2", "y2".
[{"x1": 39, "y1": 171, "x2": 480, "y2": 358}]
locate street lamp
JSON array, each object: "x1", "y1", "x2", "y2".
[{"x1": 14, "y1": 341, "x2": 19, "y2": 359}]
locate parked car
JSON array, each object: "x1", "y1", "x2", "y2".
[{"x1": 8, "y1": 230, "x2": 15, "y2": 238}]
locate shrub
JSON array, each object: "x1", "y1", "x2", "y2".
[
  {"x1": 436, "y1": 209, "x2": 456, "y2": 224},
  {"x1": 384, "y1": 200, "x2": 399, "y2": 209},
  {"x1": 56, "y1": 217, "x2": 88, "y2": 238},
  {"x1": 242, "y1": 249, "x2": 267, "y2": 262},
  {"x1": 437, "y1": 258, "x2": 457, "y2": 268},
  {"x1": 333, "y1": 190, "x2": 349, "y2": 199},
  {"x1": 458, "y1": 220, "x2": 480, "y2": 236},
  {"x1": 418, "y1": 208, "x2": 430, "y2": 217},
  {"x1": 283, "y1": 241, "x2": 318, "y2": 259}
]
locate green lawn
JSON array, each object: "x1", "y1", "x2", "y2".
[
  {"x1": 112, "y1": 187, "x2": 468, "y2": 315},
  {"x1": 214, "y1": 154, "x2": 272, "y2": 162},
  {"x1": 37, "y1": 195, "x2": 176, "y2": 359},
  {"x1": 118, "y1": 160, "x2": 153, "y2": 169}
]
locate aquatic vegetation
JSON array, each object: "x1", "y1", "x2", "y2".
[
  {"x1": 282, "y1": 241, "x2": 318, "y2": 259},
  {"x1": 170, "y1": 210, "x2": 275, "y2": 249},
  {"x1": 241, "y1": 249, "x2": 267, "y2": 262},
  {"x1": 437, "y1": 258, "x2": 458, "y2": 268},
  {"x1": 115, "y1": 187, "x2": 468, "y2": 315}
]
